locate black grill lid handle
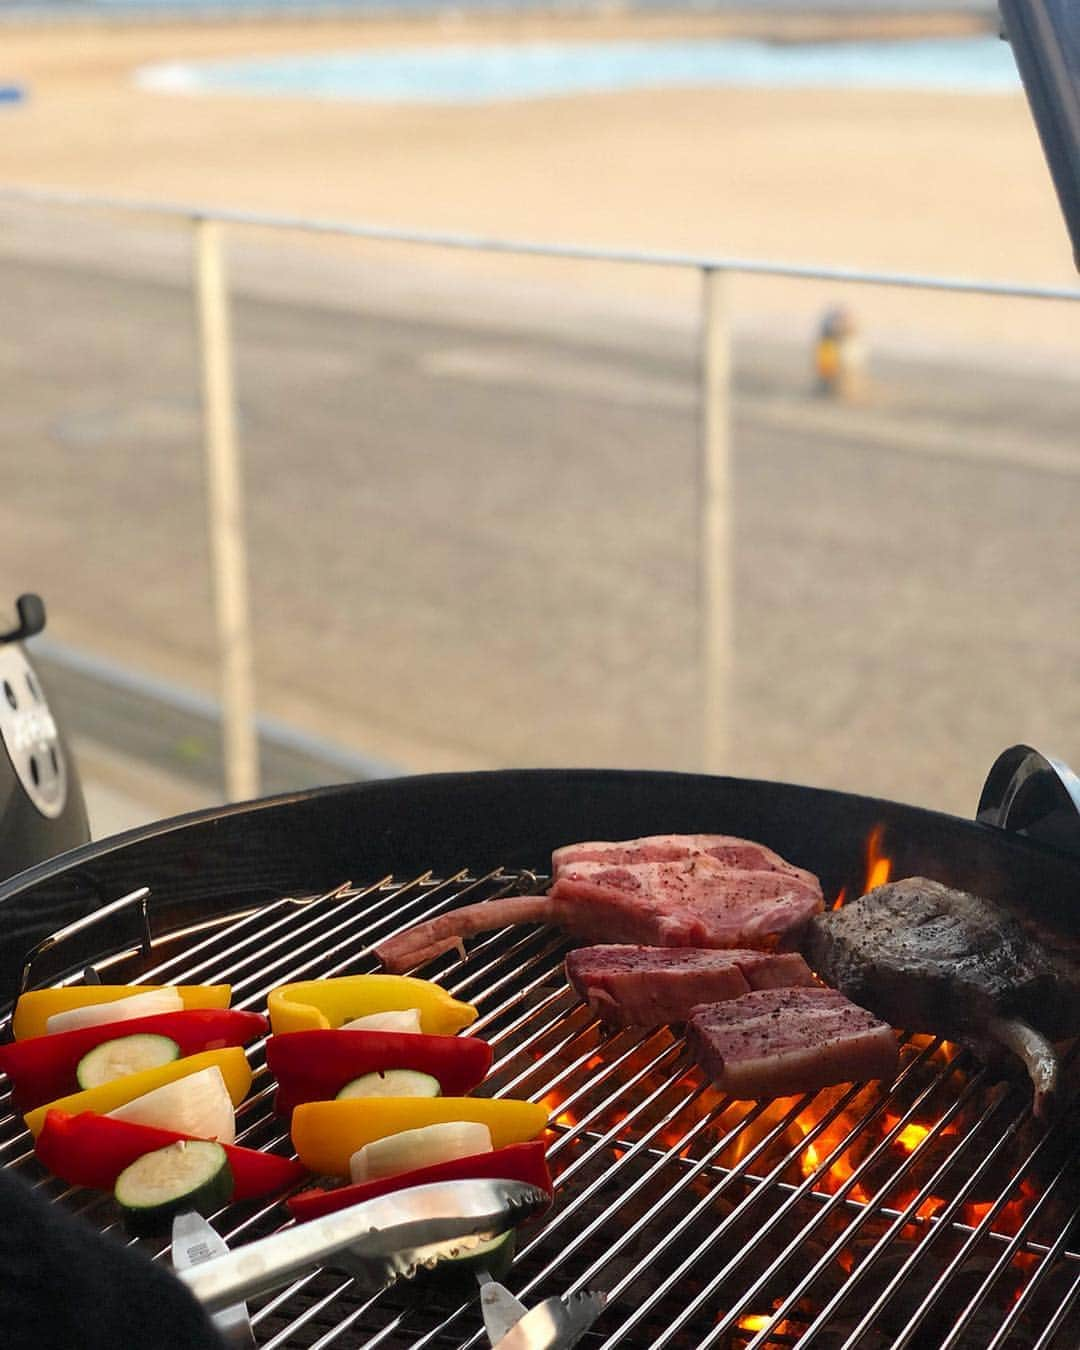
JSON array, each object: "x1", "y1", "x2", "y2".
[
  {"x1": 978, "y1": 744, "x2": 1080, "y2": 856},
  {"x1": 0, "y1": 593, "x2": 45, "y2": 646}
]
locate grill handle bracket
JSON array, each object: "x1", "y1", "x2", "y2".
[
  {"x1": 15, "y1": 885, "x2": 152, "y2": 1000},
  {"x1": 977, "y1": 744, "x2": 1080, "y2": 857}
]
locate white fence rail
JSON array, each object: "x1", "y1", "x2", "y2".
[{"x1": 4, "y1": 184, "x2": 1079, "y2": 799}]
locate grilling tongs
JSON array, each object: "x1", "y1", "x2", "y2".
[{"x1": 175, "y1": 1178, "x2": 546, "y2": 1312}]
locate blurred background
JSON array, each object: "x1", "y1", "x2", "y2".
[{"x1": 0, "y1": 0, "x2": 1077, "y2": 839}]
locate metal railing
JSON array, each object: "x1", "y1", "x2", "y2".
[{"x1": 4, "y1": 183, "x2": 1080, "y2": 800}]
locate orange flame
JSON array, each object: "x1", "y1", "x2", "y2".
[
  {"x1": 831, "y1": 824, "x2": 893, "y2": 908},
  {"x1": 864, "y1": 824, "x2": 892, "y2": 891}
]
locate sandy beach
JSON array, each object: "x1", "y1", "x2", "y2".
[
  {"x1": 1, "y1": 12, "x2": 1079, "y2": 821},
  {"x1": 1, "y1": 12, "x2": 1077, "y2": 362}
]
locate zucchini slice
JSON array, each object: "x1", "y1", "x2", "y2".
[
  {"x1": 420, "y1": 1230, "x2": 516, "y2": 1290},
  {"x1": 115, "y1": 1139, "x2": 233, "y2": 1236},
  {"x1": 76, "y1": 1034, "x2": 181, "y2": 1090},
  {"x1": 349, "y1": 1120, "x2": 492, "y2": 1183},
  {"x1": 336, "y1": 1070, "x2": 441, "y2": 1101}
]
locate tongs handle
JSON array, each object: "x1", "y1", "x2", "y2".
[{"x1": 177, "y1": 1178, "x2": 543, "y2": 1313}]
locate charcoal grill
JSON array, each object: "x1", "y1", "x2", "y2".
[{"x1": 3, "y1": 764, "x2": 1080, "y2": 1349}]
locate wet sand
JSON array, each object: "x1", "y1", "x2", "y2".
[{"x1": 1, "y1": 12, "x2": 1077, "y2": 365}]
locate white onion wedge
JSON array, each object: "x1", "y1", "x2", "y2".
[
  {"x1": 46, "y1": 988, "x2": 184, "y2": 1035},
  {"x1": 341, "y1": 1009, "x2": 423, "y2": 1034},
  {"x1": 349, "y1": 1120, "x2": 492, "y2": 1183},
  {"x1": 107, "y1": 1065, "x2": 236, "y2": 1144}
]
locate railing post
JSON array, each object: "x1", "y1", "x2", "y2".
[
  {"x1": 193, "y1": 217, "x2": 260, "y2": 802},
  {"x1": 698, "y1": 267, "x2": 733, "y2": 773}
]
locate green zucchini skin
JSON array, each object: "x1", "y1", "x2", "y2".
[
  {"x1": 416, "y1": 1230, "x2": 516, "y2": 1292},
  {"x1": 114, "y1": 1140, "x2": 234, "y2": 1236},
  {"x1": 76, "y1": 1033, "x2": 181, "y2": 1090}
]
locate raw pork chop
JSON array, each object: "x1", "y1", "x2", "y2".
[
  {"x1": 565, "y1": 944, "x2": 815, "y2": 1027},
  {"x1": 804, "y1": 877, "x2": 1080, "y2": 1116},
  {"x1": 686, "y1": 987, "x2": 898, "y2": 1099},
  {"x1": 375, "y1": 838, "x2": 824, "y2": 972},
  {"x1": 553, "y1": 835, "x2": 817, "y2": 887}
]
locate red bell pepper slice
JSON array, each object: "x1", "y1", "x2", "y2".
[
  {"x1": 35, "y1": 1109, "x2": 305, "y2": 1201},
  {"x1": 287, "y1": 1141, "x2": 552, "y2": 1224},
  {"x1": 0, "y1": 1009, "x2": 268, "y2": 1111},
  {"x1": 266, "y1": 1029, "x2": 493, "y2": 1114}
]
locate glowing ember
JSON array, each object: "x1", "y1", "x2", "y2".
[
  {"x1": 737, "y1": 1314, "x2": 771, "y2": 1332},
  {"x1": 896, "y1": 1123, "x2": 930, "y2": 1152}
]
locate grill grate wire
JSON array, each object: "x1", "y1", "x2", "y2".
[{"x1": 2, "y1": 869, "x2": 1080, "y2": 1349}]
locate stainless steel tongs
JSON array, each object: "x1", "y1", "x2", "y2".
[{"x1": 175, "y1": 1178, "x2": 546, "y2": 1313}]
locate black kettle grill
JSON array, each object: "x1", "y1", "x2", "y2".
[{"x1": 0, "y1": 594, "x2": 89, "y2": 884}]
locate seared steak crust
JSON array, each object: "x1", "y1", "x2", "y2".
[{"x1": 803, "y1": 877, "x2": 1080, "y2": 1041}]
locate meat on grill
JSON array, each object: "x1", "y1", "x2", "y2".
[
  {"x1": 552, "y1": 834, "x2": 818, "y2": 886},
  {"x1": 803, "y1": 877, "x2": 1080, "y2": 1117},
  {"x1": 686, "y1": 986, "x2": 899, "y2": 1099},
  {"x1": 375, "y1": 836, "x2": 824, "y2": 973},
  {"x1": 565, "y1": 944, "x2": 815, "y2": 1027}
]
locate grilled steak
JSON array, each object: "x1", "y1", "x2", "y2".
[
  {"x1": 375, "y1": 837, "x2": 824, "y2": 972},
  {"x1": 565, "y1": 945, "x2": 815, "y2": 1027},
  {"x1": 686, "y1": 987, "x2": 899, "y2": 1099},
  {"x1": 804, "y1": 877, "x2": 1080, "y2": 1116}
]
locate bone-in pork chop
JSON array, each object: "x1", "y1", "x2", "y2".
[
  {"x1": 804, "y1": 877, "x2": 1080, "y2": 1117},
  {"x1": 375, "y1": 839, "x2": 824, "y2": 972},
  {"x1": 686, "y1": 987, "x2": 899, "y2": 1099},
  {"x1": 565, "y1": 945, "x2": 815, "y2": 1027},
  {"x1": 553, "y1": 834, "x2": 817, "y2": 886}
]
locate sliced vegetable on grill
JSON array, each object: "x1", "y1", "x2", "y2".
[
  {"x1": 107, "y1": 1065, "x2": 237, "y2": 1144},
  {"x1": 341, "y1": 1009, "x2": 423, "y2": 1033},
  {"x1": 291, "y1": 1095, "x2": 548, "y2": 1177},
  {"x1": 0, "y1": 1008, "x2": 266, "y2": 1112},
  {"x1": 350, "y1": 1120, "x2": 492, "y2": 1182},
  {"x1": 268, "y1": 975, "x2": 476, "y2": 1036},
  {"x1": 338, "y1": 1070, "x2": 440, "y2": 1100},
  {"x1": 419, "y1": 1230, "x2": 516, "y2": 1287},
  {"x1": 287, "y1": 1140, "x2": 552, "y2": 1223},
  {"x1": 46, "y1": 987, "x2": 184, "y2": 1035},
  {"x1": 36, "y1": 1108, "x2": 306, "y2": 1199},
  {"x1": 23, "y1": 1045, "x2": 252, "y2": 1138},
  {"x1": 115, "y1": 1139, "x2": 234, "y2": 1236},
  {"x1": 12, "y1": 984, "x2": 231, "y2": 1041},
  {"x1": 76, "y1": 1033, "x2": 181, "y2": 1090},
  {"x1": 266, "y1": 1028, "x2": 492, "y2": 1113}
]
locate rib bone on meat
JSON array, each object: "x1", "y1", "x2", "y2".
[
  {"x1": 375, "y1": 835, "x2": 824, "y2": 972},
  {"x1": 803, "y1": 877, "x2": 1080, "y2": 1117}
]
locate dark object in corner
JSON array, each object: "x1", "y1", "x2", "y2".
[
  {"x1": 999, "y1": 0, "x2": 1080, "y2": 270},
  {"x1": 0, "y1": 1166, "x2": 224, "y2": 1350}
]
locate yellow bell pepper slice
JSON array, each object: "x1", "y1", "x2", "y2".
[
  {"x1": 268, "y1": 976, "x2": 475, "y2": 1037},
  {"x1": 23, "y1": 1045, "x2": 252, "y2": 1138},
  {"x1": 291, "y1": 1096, "x2": 548, "y2": 1177},
  {"x1": 13, "y1": 985, "x2": 231, "y2": 1041}
]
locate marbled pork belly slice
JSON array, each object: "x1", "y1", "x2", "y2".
[
  {"x1": 549, "y1": 857, "x2": 824, "y2": 949},
  {"x1": 376, "y1": 856, "x2": 825, "y2": 972},
  {"x1": 564, "y1": 945, "x2": 815, "y2": 1027},
  {"x1": 686, "y1": 987, "x2": 899, "y2": 1100},
  {"x1": 552, "y1": 834, "x2": 817, "y2": 889}
]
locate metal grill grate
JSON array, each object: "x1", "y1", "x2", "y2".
[{"x1": 3, "y1": 869, "x2": 1080, "y2": 1349}]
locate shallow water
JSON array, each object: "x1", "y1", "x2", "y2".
[{"x1": 138, "y1": 34, "x2": 1020, "y2": 104}]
